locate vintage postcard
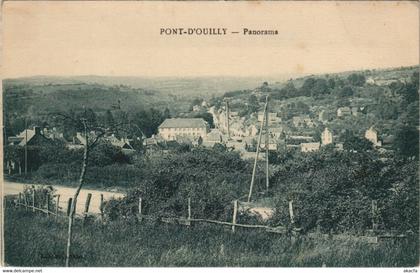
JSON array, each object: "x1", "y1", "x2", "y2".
[{"x1": 0, "y1": 0, "x2": 419, "y2": 270}]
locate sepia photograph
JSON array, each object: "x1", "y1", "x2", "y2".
[{"x1": 0, "y1": 1, "x2": 419, "y2": 269}]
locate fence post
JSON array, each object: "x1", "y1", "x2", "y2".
[
  {"x1": 138, "y1": 197, "x2": 142, "y2": 222},
  {"x1": 187, "y1": 197, "x2": 191, "y2": 220},
  {"x1": 24, "y1": 193, "x2": 28, "y2": 211},
  {"x1": 100, "y1": 194, "x2": 105, "y2": 223},
  {"x1": 46, "y1": 194, "x2": 50, "y2": 216},
  {"x1": 67, "y1": 198, "x2": 73, "y2": 217},
  {"x1": 18, "y1": 193, "x2": 22, "y2": 208},
  {"x1": 232, "y1": 200, "x2": 238, "y2": 233},
  {"x1": 372, "y1": 200, "x2": 378, "y2": 231},
  {"x1": 56, "y1": 195, "x2": 60, "y2": 219},
  {"x1": 32, "y1": 189, "x2": 35, "y2": 213},
  {"x1": 84, "y1": 193, "x2": 92, "y2": 223},
  {"x1": 289, "y1": 200, "x2": 295, "y2": 226}
]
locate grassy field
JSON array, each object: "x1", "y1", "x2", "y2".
[{"x1": 4, "y1": 205, "x2": 418, "y2": 267}]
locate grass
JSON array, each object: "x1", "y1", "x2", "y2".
[{"x1": 4, "y1": 205, "x2": 419, "y2": 267}]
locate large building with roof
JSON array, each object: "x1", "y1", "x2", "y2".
[{"x1": 158, "y1": 118, "x2": 209, "y2": 141}]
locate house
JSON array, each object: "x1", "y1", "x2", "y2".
[
  {"x1": 158, "y1": 118, "x2": 209, "y2": 141},
  {"x1": 43, "y1": 127, "x2": 65, "y2": 141},
  {"x1": 8, "y1": 126, "x2": 52, "y2": 147},
  {"x1": 292, "y1": 115, "x2": 314, "y2": 128},
  {"x1": 269, "y1": 126, "x2": 283, "y2": 139},
  {"x1": 143, "y1": 134, "x2": 166, "y2": 150},
  {"x1": 337, "y1": 107, "x2": 351, "y2": 117},
  {"x1": 248, "y1": 125, "x2": 258, "y2": 137},
  {"x1": 229, "y1": 111, "x2": 239, "y2": 118},
  {"x1": 259, "y1": 137, "x2": 278, "y2": 151},
  {"x1": 366, "y1": 77, "x2": 375, "y2": 85},
  {"x1": 67, "y1": 131, "x2": 100, "y2": 149},
  {"x1": 350, "y1": 107, "x2": 359, "y2": 116},
  {"x1": 258, "y1": 112, "x2": 281, "y2": 124},
  {"x1": 321, "y1": 128, "x2": 333, "y2": 146},
  {"x1": 375, "y1": 78, "x2": 400, "y2": 86},
  {"x1": 365, "y1": 127, "x2": 382, "y2": 147},
  {"x1": 335, "y1": 143, "x2": 344, "y2": 151},
  {"x1": 202, "y1": 129, "x2": 224, "y2": 147},
  {"x1": 107, "y1": 135, "x2": 136, "y2": 154},
  {"x1": 67, "y1": 132, "x2": 88, "y2": 149},
  {"x1": 301, "y1": 142, "x2": 320, "y2": 153},
  {"x1": 226, "y1": 140, "x2": 247, "y2": 152},
  {"x1": 6, "y1": 126, "x2": 52, "y2": 174},
  {"x1": 287, "y1": 135, "x2": 314, "y2": 145}
]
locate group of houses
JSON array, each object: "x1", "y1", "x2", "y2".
[
  {"x1": 141, "y1": 100, "x2": 387, "y2": 158},
  {"x1": 7, "y1": 126, "x2": 136, "y2": 152},
  {"x1": 6, "y1": 126, "x2": 136, "y2": 171}
]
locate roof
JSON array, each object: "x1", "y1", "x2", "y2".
[
  {"x1": 15, "y1": 128, "x2": 51, "y2": 146},
  {"x1": 338, "y1": 107, "x2": 351, "y2": 111},
  {"x1": 17, "y1": 129, "x2": 36, "y2": 146},
  {"x1": 206, "y1": 129, "x2": 223, "y2": 142},
  {"x1": 301, "y1": 142, "x2": 321, "y2": 150},
  {"x1": 159, "y1": 118, "x2": 208, "y2": 129}
]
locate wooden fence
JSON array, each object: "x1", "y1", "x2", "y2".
[
  {"x1": 13, "y1": 190, "x2": 288, "y2": 233},
  {"x1": 12, "y1": 190, "x2": 407, "y2": 243}
]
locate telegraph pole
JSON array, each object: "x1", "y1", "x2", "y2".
[
  {"x1": 265, "y1": 96, "x2": 269, "y2": 191},
  {"x1": 225, "y1": 100, "x2": 230, "y2": 140},
  {"x1": 24, "y1": 118, "x2": 28, "y2": 175},
  {"x1": 248, "y1": 95, "x2": 269, "y2": 202}
]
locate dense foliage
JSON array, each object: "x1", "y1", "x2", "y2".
[
  {"x1": 104, "y1": 148, "x2": 257, "y2": 221},
  {"x1": 269, "y1": 148, "x2": 419, "y2": 234}
]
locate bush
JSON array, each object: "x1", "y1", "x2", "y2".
[
  {"x1": 102, "y1": 148, "x2": 257, "y2": 221},
  {"x1": 269, "y1": 150, "x2": 418, "y2": 234},
  {"x1": 21, "y1": 185, "x2": 57, "y2": 211}
]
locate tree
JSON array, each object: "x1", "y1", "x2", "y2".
[
  {"x1": 338, "y1": 86, "x2": 354, "y2": 98},
  {"x1": 132, "y1": 108, "x2": 165, "y2": 137},
  {"x1": 55, "y1": 109, "x2": 127, "y2": 267},
  {"x1": 193, "y1": 112, "x2": 214, "y2": 128},
  {"x1": 393, "y1": 125, "x2": 419, "y2": 159},
  {"x1": 347, "y1": 73, "x2": 366, "y2": 86},
  {"x1": 327, "y1": 78, "x2": 336, "y2": 89},
  {"x1": 343, "y1": 133, "x2": 373, "y2": 152},
  {"x1": 104, "y1": 110, "x2": 115, "y2": 129},
  {"x1": 281, "y1": 81, "x2": 298, "y2": 98},
  {"x1": 310, "y1": 78, "x2": 330, "y2": 98},
  {"x1": 247, "y1": 95, "x2": 259, "y2": 113},
  {"x1": 163, "y1": 108, "x2": 171, "y2": 119},
  {"x1": 300, "y1": 77, "x2": 316, "y2": 96}
]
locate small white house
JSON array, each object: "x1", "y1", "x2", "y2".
[
  {"x1": 301, "y1": 142, "x2": 321, "y2": 153},
  {"x1": 321, "y1": 128, "x2": 333, "y2": 146},
  {"x1": 365, "y1": 127, "x2": 382, "y2": 147}
]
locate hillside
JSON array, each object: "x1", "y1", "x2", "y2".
[
  {"x1": 3, "y1": 82, "x2": 184, "y2": 114},
  {"x1": 211, "y1": 65, "x2": 419, "y2": 153},
  {"x1": 3, "y1": 74, "x2": 301, "y2": 98}
]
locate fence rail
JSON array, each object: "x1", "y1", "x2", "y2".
[{"x1": 11, "y1": 189, "x2": 408, "y2": 243}]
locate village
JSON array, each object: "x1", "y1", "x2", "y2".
[{"x1": 5, "y1": 80, "x2": 393, "y2": 175}]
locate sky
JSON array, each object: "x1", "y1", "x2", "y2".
[{"x1": 2, "y1": 1, "x2": 419, "y2": 78}]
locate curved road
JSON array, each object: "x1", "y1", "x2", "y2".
[{"x1": 3, "y1": 180, "x2": 125, "y2": 215}]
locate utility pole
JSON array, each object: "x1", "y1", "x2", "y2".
[
  {"x1": 226, "y1": 100, "x2": 230, "y2": 140},
  {"x1": 24, "y1": 118, "x2": 28, "y2": 175},
  {"x1": 265, "y1": 96, "x2": 269, "y2": 191},
  {"x1": 247, "y1": 95, "x2": 269, "y2": 202}
]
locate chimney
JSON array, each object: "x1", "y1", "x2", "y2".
[{"x1": 34, "y1": 126, "x2": 41, "y2": 135}]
